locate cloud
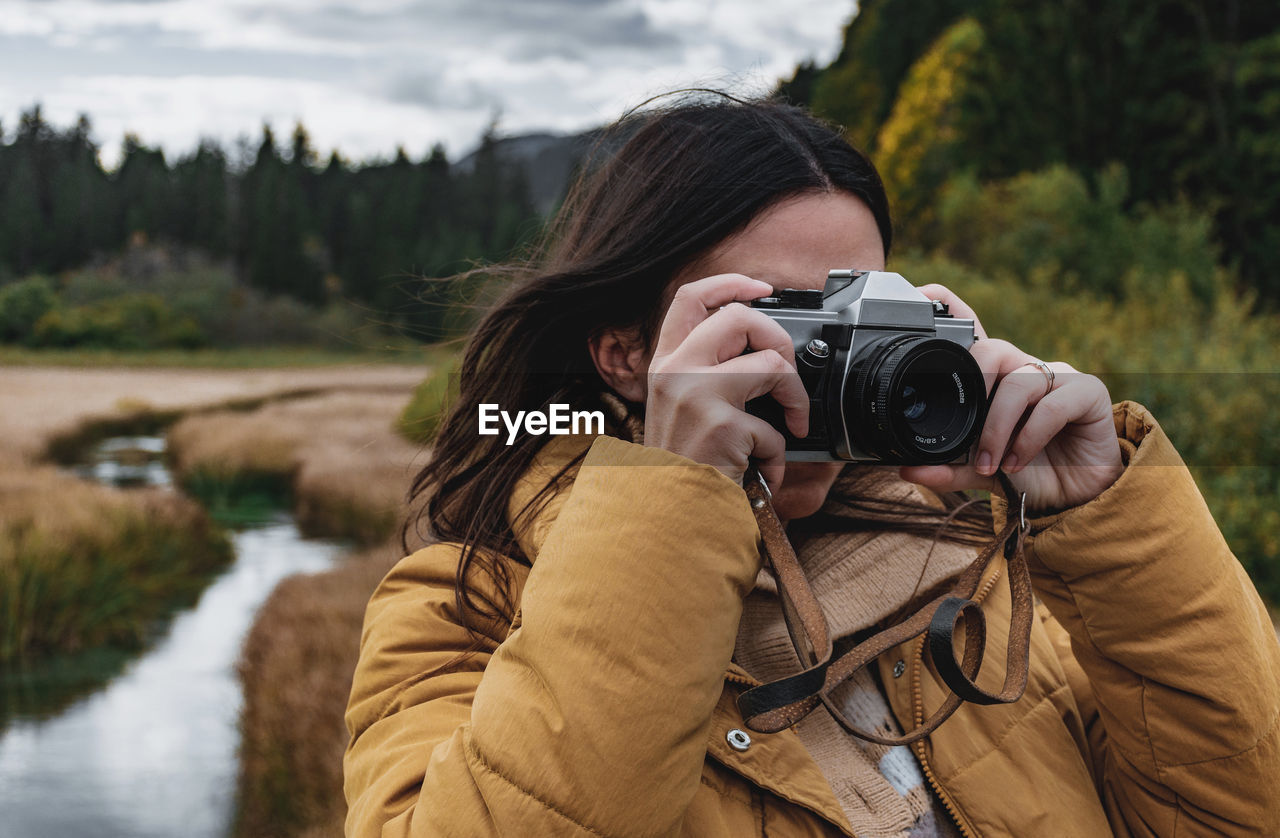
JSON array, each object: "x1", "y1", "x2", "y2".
[
  {"x1": 386, "y1": 71, "x2": 496, "y2": 111},
  {"x1": 0, "y1": 0, "x2": 855, "y2": 164},
  {"x1": 8, "y1": 73, "x2": 493, "y2": 168}
]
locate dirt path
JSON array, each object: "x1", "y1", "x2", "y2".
[{"x1": 0, "y1": 364, "x2": 427, "y2": 465}]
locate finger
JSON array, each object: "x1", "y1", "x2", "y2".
[
  {"x1": 916, "y1": 283, "x2": 988, "y2": 339},
  {"x1": 1000, "y1": 386, "x2": 1074, "y2": 473},
  {"x1": 743, "y1": 414, "x2": 788, "y2": 492},
  {"x1": 716, "y1": 350, "x2": 810, "y2": 437},
  {"x1": 898, "y1": 463, "x2": 996, "y2": 495},
  {"x1": 968, "y1": 338, "x2": 1034, "y2": 397},
  {"x1": 653, "y1": 274, "x2": 774, "y2": 359},
  {"x1": 676, "y1": 302, "x2": 796, "y2": 366},
  {"x1": 975, "y1": 361, "x2": 1055, "y2": 475},
  {"x1": 1002, "y1": 368, "x2": 1106, "y2": 472}
]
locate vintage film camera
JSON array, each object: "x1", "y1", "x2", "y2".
[{"x1": 747, "y1": 270, "x2": 987, "y2": 465}]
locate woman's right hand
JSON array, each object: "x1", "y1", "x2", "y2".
[{"x1": 643, "y1": 274, "x2": 810, "y2": 490}]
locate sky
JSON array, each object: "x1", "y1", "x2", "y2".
[{"x1": 0, "y1": 0, "x2": 855, "y2": 168}]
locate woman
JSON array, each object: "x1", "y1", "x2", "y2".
[{"x1": 343, "y1": 95, "x2": 1280, "y2": 836}]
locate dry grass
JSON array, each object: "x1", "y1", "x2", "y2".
[
  {"x1": 235, "y1": 541, "x2": 402, "y2": 838},
  {"x1": 168, "y1": 390, "x2": 424, "y2": 544}
]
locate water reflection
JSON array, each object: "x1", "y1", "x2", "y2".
[
  {"x1": 1, "y1": 646, "x2": 138, "y2": 725},
  {"x1": 72, "y1": 435, "x2": 172, "y2": 488}
]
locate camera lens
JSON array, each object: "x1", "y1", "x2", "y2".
[
  {"x1": 846, "y1": 336, "x2": 986, "y2": 465},
  {"x1": 899, "y1": 383, "x2": 929, "y2": 422}
]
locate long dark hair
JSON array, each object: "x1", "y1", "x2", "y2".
[{"x1": 406, "y1": 92, "x2": 988, "y2": 641}]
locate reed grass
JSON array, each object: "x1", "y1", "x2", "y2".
[
  {"x1": 0, "y1": 467, "x2": 232, "y2": 664},
  {"x1": 185, "y1": 388, "x2": 433, "y2": 836},
  {"x1": 0, "y1": 359, "x2": 435, "y2": 832},
  {"x1": 182, "y1": 470, "x2": 296, "y2": 527},
  {"x1": 235, "y1": 543, "x2": 400, "y2": 838}
]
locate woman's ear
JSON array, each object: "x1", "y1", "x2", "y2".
[{"x1": 588, "y1": 328, "x2": 649, "y2": 403}]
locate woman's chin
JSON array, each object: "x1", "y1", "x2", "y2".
[{"x1": 770, "y1": 462, "x2": 844, "y2": 522}]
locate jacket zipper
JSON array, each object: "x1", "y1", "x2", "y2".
[
  {"x1": 728, "y1": 564, "x2": 1007, "y2": 837},
  {"x1": 724, "y1": 669, "x2": 761, "y2": 688},
  {"x1": 973, "y1": 566, "x2": 1002, "y2": 607},
  {"x1": 908, "y1": 564, "x2": 1004, "y2": 838}
]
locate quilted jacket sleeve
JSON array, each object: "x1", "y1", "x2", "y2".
[
  {"x1": 1015, "y1": 401, "x2": 1280, "y2": 835},
  {"x1": 343, "y1": 436, "x2": 763, "y2": 837}
]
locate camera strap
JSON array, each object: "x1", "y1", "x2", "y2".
[{"x1": 737, "y1": 469, "x2": 1034, "y2": 746}]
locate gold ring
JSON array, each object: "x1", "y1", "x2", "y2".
[{"x1": 1030, "y1": 360, "x2": 1055, "y2": 397}]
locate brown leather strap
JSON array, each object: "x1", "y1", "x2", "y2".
[
  {"x1": 745, "y1": 475, "x2": 832, "y2": 669},
  {"x1": 738, "y1": 470, "x2": 1034, "y2": 746}
]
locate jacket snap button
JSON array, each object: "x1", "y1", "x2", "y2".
[
  {"x1": 726, "y1": 728, "x2": 751, "y2": 752},
  {"x1": 892, "y1": 659, "x2": 906, "y2": 678}
]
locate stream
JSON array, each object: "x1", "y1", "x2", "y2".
[{"x1": 0, "y1": 436, "x2": 346, "y2": 838}]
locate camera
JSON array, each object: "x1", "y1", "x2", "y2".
[{"x1": 747, "y1": 270, "x2": 987, "y2": 465}]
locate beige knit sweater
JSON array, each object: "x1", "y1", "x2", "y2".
[
  {"x1": 597, "y1": 395, "x2": 969, "y2": 835},
  {"x1": 733, "y1": 468, "x2": 972, "y2": 838}
]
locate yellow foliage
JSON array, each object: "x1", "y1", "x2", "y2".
[{"x1": 874, "y1": 18, "x2": 984, "y2": 237}]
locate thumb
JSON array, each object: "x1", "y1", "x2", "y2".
[{"x1": 898, "y1": 463, "x2": 995, "y2": 494}]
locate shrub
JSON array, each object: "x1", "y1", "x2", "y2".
[
  {"x1": 0, "y1": 275, "x2": 57, "y2": 343},
  {"x1": 31, "y1": 293, "x2": 207, "y2": 349},
  {"x1": 898, "y1": 164, "x2": 1277, "y2": 603},
  {"x1": 892, "y1": 254, "x2": 1280, "y2": 602},
  {"x1": 51, "y1": 245, "x2": 391, "y2": 350},
  {"x1": 397, "y1": 349, "x2": 461, "y2": 445},
  {"x1": 930, "y1": 165, "x2": 1220, "y2": 302}
]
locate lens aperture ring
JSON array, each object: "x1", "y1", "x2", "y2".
[
  {"x1": 870, "y1": 338, "x2": 924, "y2": 460},
  {"x1": 851, "y1": 335, "x2": 985, "y2": 465}
]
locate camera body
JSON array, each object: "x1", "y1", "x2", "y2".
[{"x1": 747, "y1": 270, "x2": 987, "y2": 465}]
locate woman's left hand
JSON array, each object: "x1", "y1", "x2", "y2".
[{"x1": 898, "y1": 285, "x2": 1125, "y2": 514}]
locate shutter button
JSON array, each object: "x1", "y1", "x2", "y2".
[
  {"x1": 726, "y1": 729, "x2": 751, "y2": 752},
  {"x1": 892, "y1": 660, "x2": 906, "y2": 678}
]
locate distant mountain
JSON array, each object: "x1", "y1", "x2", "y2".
[{"x1": 454, "y1": 130, "x2": 599, "y2": 215}]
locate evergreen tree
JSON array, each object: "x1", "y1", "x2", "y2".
[
  {"x1": 240, "y1": 125, "x2": 325, "y2": 303},
  {"x1": 960, "y1": 0, "x2": 1280, "y2": 293},
  {"x1": 49, "y1": 115, "x2": 112, "y2": 267},
  {"x1": 0, "y1": 154, "x2": 43, "y2": 275},
  {"x1": 0, "y1": 107, "x2": 539, "y2": 334},
  {"x1": 172, "y1": 140, "x2": 231, "y2": 256},
  {"x1": 795, "y1": 0, "x2": 1280, "y2": 295},
  {"x1": 115, "y1": 134, "x2": 171, "y2": 242}
]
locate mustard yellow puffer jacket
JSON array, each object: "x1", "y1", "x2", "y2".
[{"x1": 344, "y1": 403, "x2": 1280, "y2": 836}]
